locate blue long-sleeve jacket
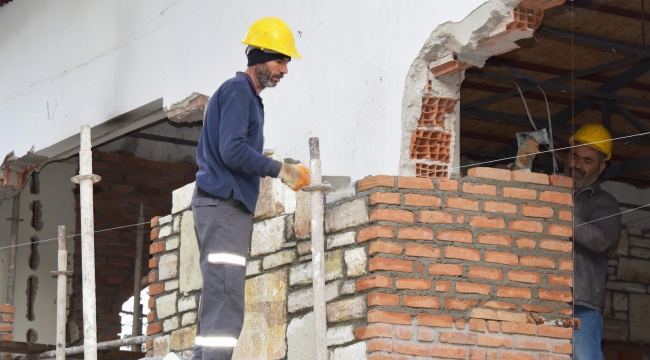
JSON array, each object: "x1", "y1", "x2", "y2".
[{"x1": 195, "y1": 72, "x2": 282, "y2": 214}]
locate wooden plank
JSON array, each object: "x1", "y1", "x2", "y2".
[{"x1": 0, "y1": 341, "x2": 55, "y2": 354}]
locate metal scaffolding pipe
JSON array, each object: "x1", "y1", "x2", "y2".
[
  {"x1": 6, "y1": 194, "x2": 21, "y2": 305},
  {"x1": 131, "y1": 203, "x2": 145, "y2": 352},
  {"x1": 33, "y1": 335, "x2": 147, "y2": 359},
  {"x1": 52, "y1": 226, "x2": 71, "y2": 360},
  {"x1": 71, "y1": 126, "x2": 101, "y2": 360}
]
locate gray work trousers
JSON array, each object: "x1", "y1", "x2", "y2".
[{"x1": 190, "y1": 187, "x2": 252, "y2": 360}]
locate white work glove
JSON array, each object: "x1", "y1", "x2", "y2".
[{"x1": 278, "y1": 164, "x2": 311, "y2": 191}]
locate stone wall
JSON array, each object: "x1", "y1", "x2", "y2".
[{"x1": 146, "y1": 167, "x2": 576, "y2": 359}]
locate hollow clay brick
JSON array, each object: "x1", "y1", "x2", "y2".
[
  {"x1": 506, "y1": 6, "x2": 545, "y2": 31},
  {"x1": 410, "y1": 130, "x2": 451, "y2": 162},
  {"x1": 418, "y1": 96, "x2": 456, "y2": 127},
  {"x1": 415, "y1": 163, "x2": 448, "y2": 179}
]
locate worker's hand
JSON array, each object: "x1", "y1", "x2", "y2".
[
  {"x1": 516, "y1": 138, "x2": 540, "y2": 169},
  {"x1": 278, "y1": 164, "x2": 311, "y2": 191}
]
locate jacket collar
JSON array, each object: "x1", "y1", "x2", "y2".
[{"x1": 236, "y1": 72, "x2": 263, "y2": 104}]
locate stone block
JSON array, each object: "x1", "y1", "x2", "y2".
[
  {"x1": 163, "y1": 317, "x2": 180, "y2": 332},
  {"x1": 344, "y1": 248, "x2": 367, "y2": 277},
  {"x1": 612, "y1": 292, "x2": 628, "y2": 311},
  {"x1": 630, "y1": 247, "x2": 650, "y2": 259},
  {"x1": 603, "y1": 319, "x2": 628, "y2": 341},
  {"x1": 615, "y1": 312, "x2": 628, "y2": 320},
  {"x1": 288, "y1": 281, "x2": 340, "y2": 313},
  {"x1": 251, "y1": 216, "x2": 286, "y2": 257},
  {"x1": 232, "y1": 270, "x2": 288, "y2": 360},
  {"x1": 618, "y1": 257, "x2": 650, "y2": 283},
  {"x1": 165, "y1": 280, "x2": 179, "y2": 291},
  {"x1": 614, "y1": 228, "x2": 629, "y2": 257},
  {"x1": 159, "y1": 225, "x2": 172, "y2": 238},
  {"x1": 263, "y1": 250, "x2": 297, "y2": 270},
  {"x1": 297, "y1": 241, "x2": 312, "y2": 255},
  {"x1": 630, "y1": 294, "x2": 650, "y2": 342},
  {"x1": 327, "y1": 232, "x2": 356, "y2": 249},
  {"x1": 603, "y1": 291, "x2": 612, "y2": 318},
  {"x1": 630, "y1": 237, "x2": 650, "y2": 248},
  {"x1": 173, "y1": 215, "x2": 182, "y2": 233},
  {"x1": 156, "y1": 293, "x2": 178, "y2": 319},
  {"x1": 158, "y1": 215, "x2": 173, "y2": 226},
  {"x1": 326, "y1": 296, "x2": 366, "y2": 323},
  {"x1": 331, "y1": 342, "x2": 367, "y2": 360},
  {"x1": 180, "y1": 212, "x2": 202, "y2": 293},
  {"x1": 606, "y1": 281, "x2": 647, "y2": 293},
  {"x1": 246, "y1": 260, "x2": 261, "y2": 277},
  {"x1": 286, "y1": 215, "x2": 295, "y2": 240},
  {"x1": 166, "y1": 236, "x2": 180, "y2": 251},
  {"x1": 181, "y1": 312, "x2": 197, "y2": 326},
  {"x1": 287, "y1": 313, "x2": 315, "y2": 360},
  {"x1": 153, "y1": 335, "x2": 171, "y2": 358},
  {"x1": 178, "y1": 296, "x2": 196, "y2": 312},
  {"x1": 341, "y1": 281, "x2": 356, "y2": 295},
  {"x1": 172, "y1": 182, "x2": 196, "y2": 214},
  {"x1": 325, "y1": 199, "x2": 369, "y2": 233},
  {"x1": 294, "y1": 191, "x2": 311, "y2": 239},
  {"x1": 289, "y1": 251, "x2": 343, "y2": 286},
  {"x1": 170, "y1": 325, "x2": 197, "y2": 351},
  {"x1": 327, "y1": 325, "x2": 355, "y2": 346},
  {"x1": 254, "y1": 176, "x2": 296, "y2": 220},
  {"x1": 159, "y1": 253, "x2": 178, "y2": 281},
  {"x1": 326, "y1": 187, "x2": 356, "y2": 204}
]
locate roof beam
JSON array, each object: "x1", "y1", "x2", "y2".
[
  {"x1": 537, "y1": 26, "x2": 650, "y2": 57},
  {"x1": 570, "y1": 0, "x2": 648, "y2": 21},
  {"x1": 611, "y1": 103, "x2": 650, "y2": 142}
]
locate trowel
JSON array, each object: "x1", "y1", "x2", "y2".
[{"x1": 515, "y1": 129, "x2": 549, "y2": 171}]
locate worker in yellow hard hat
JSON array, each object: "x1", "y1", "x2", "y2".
[
  {"x1": 191, "y1": 17, "x2": 309, "y2": 360},
  {"x1": 567, "y1": 124, "x2": 621, "y2": 360}
]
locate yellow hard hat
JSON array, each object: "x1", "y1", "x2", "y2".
[
  {"x1": 569, "y1": 123, "x2": 613, "y2": 160},
  {"x1": 242, "y1": 17, "x2": 302, "y2": 59}
]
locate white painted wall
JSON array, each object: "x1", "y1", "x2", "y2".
[
  {"x1": 0, "y1": 0, "x2": 487, "y2": 182},
  {"x1": 0, "y1": 162, "x2": 77, "y2": 344}
]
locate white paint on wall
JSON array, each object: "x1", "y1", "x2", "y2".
[{"x1": 0, "y1": 0, "x2": 486, "y2": 182}]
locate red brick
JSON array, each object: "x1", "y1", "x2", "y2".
[
  {"x1": 509, "y1": 220, "x2": 543, "y2": 233},
  {"x1": 359, "y1": 175, "x2": 395, "y2": 191},
  {"x1": 549, "y1": 175, "x2": 573, "y2": 188},
  {"x1": 501, "y1": 351, "x2": 535, "y2": 360},
  {"x1": 484, "y1": 251, "x2": 518, "y2": 266},
  {"x1": 147, "y1": 311, "x2": 157, "y2": 322},
  {"x1": 418, "y1": 328, "x2": 436, "y2": 341},
  {"x1": 468, "y1": 167, "x2": 511, "y2": 181},
  {"x1": 356, "y1": 276, "x2": 393, "y2": 291},
  {"x1": 538, "y1": 289, "x2": 572, "y2": 302},
  {"x1": 436, "y1": 280, "x2": 451, "y2": 292},
  {"x1": 539, "y1": 325, "x2": 572, "y2": 339},
  {"x1": 548, "y1": 274, "x2": 573, "y2": 287},
  {"x1": 366, "y1": 338, "x2": 392, "y2": 352},
  {"x1": 463, "y1": 183, "x2": 497, "y2": 196},
  {"x1": 446, "y1": 197, "x2": 479, "y2": 211},
  {"x1": 369, "y1": 257, "x2": 413, "y2": 273},
  {"x1": 358, "y1": 226, "x2": 394, "y2": 243},
  {"x1": 419, "y1": 210, "x2": 453, "y2": 224},
  {"x1": 488, "y1": 321, "x2": 500, "y2": 332},
  {"x1": 367, "y1": 355, "x2": 401, "y2": 360},
  {"x1": 482, "y1": 301, "x2": 517, "y2": 310},
  {"x1": 552, "y1": 341, "x2": 573, "y2": 354},
  {"x1": 470, "y1": 349, "x2": 486, "y2": 360},
  {"x1": 148, "y1": 283, "x2": 164, "y2": 296},
  {"x1": 477, "y1": 233, "x2": 511, "y2": 246},
  {"x1": 511, "y1": 170, "x2": 550, "y2": 185},
  {"x1": 147, "y1": 322, "x2": 162, "y2": 335},
  {"x1": 403, "y1": 295, "x2": 440, "y2": 309},
  {"x1": 438, "y1": 230, "x2": 473, "y2": 243},
  {"x1": 394, "y1": 341, "x2": 429, "y2": 356},
  {"x1": 430, "y1": 344, "x2": 467, "y2": 359},
  {"x1": 370, "y1": 209, "x2": 414, "y2": 223},
  {"x1": 456, "y1": 213, "x2": 466, "y2": 223},
  {"x1": 558, "y1": 308, "x2": 573, "y2": 315},
  {"x1": 398, "y1": 227, "x2": 434, "y2": 240},
  {"x1": 150, "y1": 228, "x2": 160, "y2": 241},
  {"x1": 469, "y1": 318, "x2": 486, "y2": 332},
  {"x1": 148, "y1": 272, "x2": 157, "y2": 283},
  {"x1": 398, "y1": 177, "x2": 434, "y2": 190},
  {"x1": 540, "y1": 239, "x2": 572, "y2": 253},
  {"x1": 515, "y1": 237, "x2": 536, "y2": 248},
  {"x1": 522, "y1": 204, "x2": 554, "y2": 218},
  {"x1": 439, "y1": 331, "x2": 477, "y2": 345},
  {"x1": 446, "y1": 246, "x2": 480, "y2": 261},
  {"x1": 520, "y1": 256, "x2": 555, "y2": 269},
  {"x1": 149, "y1": 242, "x2": 165, "y2": 254},
  {"x1": 417, "y1": 314, "x2": 454, "y2": 328},
  {"x1": 469, "y1": 266, "x2": 503, "y2": 280},
  {"x1": 148, "y1": 298, "x2": 155, "y2": 309},
  {"x1": 503, "y1": 187, "x2": 537, "y2": 200},
  {"x1": 484, "y1": 200, "x2": 517, "y2": 214},
  {"x1": 522, "y1": 304, "x2": 554, "y2": 313},
  {"x1": 540, "y1": 191, "x2": 573, "y2": 205},
  {"x1": 429, "y1": 263, "x2": 463, "y2": 276},
  {"x1": 497, "y1": 286, "x2": 532, "y2": 299},
  {"x1": 547, "y1": 224, "x2": 573, "y2": 237},
  {"x1": 355, "y1": 324, "x2": 393, "y2": 339},
  {"x1": 470, "y1": 216, "x2": 505, "y2": 229},
  {"x1": 405, "y1": 193, "x2": 441, "y2": 207},
  {"x1": 369, "y1": 241, "x2": 403, "y2": 255},
  {"x1": 457, "y1": 282, "x2": 491, "y2": 295},
  {"x1": 148, "y1": 258, "x2": 159, "y2": 269},
  {"x1": 502, "y1": 321, "x2": 537, "y2": 335},
  {"x1": 2, "y1": 314, "x2": 13, "y2": 323},
  {"x1": 538, "y1": 355, "x2": 572, "y2": 360},
  {"x1": 368, "y1": 310, "x2": 412, "y2": 325},
  {"x1": 396, "y1": 277, "x2": 431, "y2": 290},
  {"x1": 559, "y1": 258, "x2": 573, "y2": 271},
  {"x1": 478, "y1": 334, "x2": 513, "y2": 348},
  {"x1": 150, "y1": 216, "x2": 160, "y2": 227},
  {"x1": 438, "y1": 179, "x2": 459, "y2": 191},
  {"x1": 444, "y1": 298, "x2": 479, "y2": 310},
  {"x1": 0, "y1": 305, "x2": 15, "y2": 314},
  {"x1": 558, "y1": 210, "x2": 572, "y2": 222},
  {"x1": 405, "y1": 244, "x2": 441, "y2": 258},
  {"x1": 508, "y1": 270, "x2": 541, "y2": 284},
  {"x1": 370, "y1": 192, "x2": 401, "y2": 205},
  {"x1": 368, "y1": 293, "x2": 399, "y2": 306},
  {"x1": 0, "y1": 324, "x2": 12, "y2": 332}
]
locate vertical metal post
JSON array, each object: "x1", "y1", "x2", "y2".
[
  {"x1": 307, "y1": 138, "x2": 328, "y2": 360},
  {"x1": 51, "y1": 226, "x2": 71, "y2": 360},
  {"x1": 71, "y1": 126, "x2": 101, "y2": 360},
  {"x1": 6, "y1": 194, "x2": 21, "y2": 305},
  {"x1": 131, "y1": 204, "x2": 144, "y2": 352}
]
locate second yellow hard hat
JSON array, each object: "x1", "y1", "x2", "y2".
[{"x1": 569, "y1": 123, "x2": 613, "y2": 160}]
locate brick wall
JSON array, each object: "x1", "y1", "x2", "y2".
[
  {"x1": 146, "y1": 166, "x2": 576, "y2": 360},
  {"x1": 69, "y1": 150, "x2": 197, "y2": 343},
  {"x1": 0, "y1": 304, "x2": 14, "y2": 360}
]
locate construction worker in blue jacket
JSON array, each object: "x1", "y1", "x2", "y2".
[{"x1": 191, "y1": 17, "x2": 310, "y2": 360}]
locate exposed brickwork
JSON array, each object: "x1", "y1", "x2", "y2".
[
  {"x1": 506, "y1": 6, "x2": 544, "y2": 31},
  {"x1": 419, "y1": 97, "x2": 456, "y2": 128},
  {"x1": 415, "y1": 163, "x2": 448, "y2": 179},
  {"x1": 410, "y1": 130, "x2": 452, "y2": 162}
]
